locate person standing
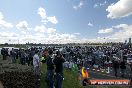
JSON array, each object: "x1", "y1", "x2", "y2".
[
  {"x1": 120, "y1": 60, "x2": 126, "y2": 78},
  {"x1": 129, "y1": 61, "x2": 132, "y2": 79},
  {"x1": 33, "y1": 50, "x2": 40, "y2": 81},
  {"x1": 1, "y1": 48, "x2": 5, "y2": 60},
  {"x1": 53, "y1": 51, "x2": 65, "y2": 88},
  {"x1": 113, "y1": 57, "x2": 120, "y2": 77},
  {"x1": 25, "y1": 50, "x2": 29, "y2": 66},
  {"x1": 30, "y1": 48, "x2": 35, "y2": 66},
  {"x1": 45, "y1": 49, "x2": 54, "y2": 88},
  {"x1": 19, "y1": 49, "x2": 25, "y2": 65},
  {"x1": 10, "y1": 48, "x2": 16, "y2": 63}
]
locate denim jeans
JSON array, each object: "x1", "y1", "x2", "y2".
[
  {"x1": 45, "y1": 70, "x2": 54, "y2": 88},
  {"x1": 55, "y1": 73, "x2": 64, "y2": 88},
  {"x1": 114, "y1": 68, "x2": 119, "y2": 77},
  {"x1": 34, "y1": 66, "x2": 40, "y2": 80}
]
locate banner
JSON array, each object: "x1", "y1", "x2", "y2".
[{"x1": 89, "y1": 79, "x2": 130, "y2": 85}]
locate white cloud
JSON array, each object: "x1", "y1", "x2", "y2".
[
  {"x1": 0, "y1": 20, "x2": 13, "y2": 29},
  {"x1": 0, "y1": 31, "x2": 19, "y2": 37},
  {"x1": 35, "y1": 33, "x2": 45, "y2": 38},
  {"x1": 47, "y1": 33, "x2": 77, "y2": 44},
  {"x1": 47, "y1": 28, "x2": 56, "y2": 34},
  {"x1": 94, "y1": 24, "x2": 132, "y2": 43},
  {"x1": 113, "y1": 24, "x2": 129, "y2": 29},
  {"x1": 98, "y1": 28, "x2": 113, "y2": 34},
  {"x1": 38, "y1": 7, "x2": 58, "y2": 24},
  {"x1": 38, "y1": 7, "x2": 47, "y2": 19},
  {"x1": 16, "y1": 21, "x2": 30, "y2": 30},
  {"x1": 74, "y1": 33, "x2": 80, "y2": 35},
  {"x1": 106, "y1": 0, "x2": 132, "y2": 19},
  {"x1": 88, "y1": 22, "x2": 93, "y2": 27},
  {"x1": 94, "y1": 4, "x2": 98, "y2": 8},
  {"x1": 108, "y1": 24, "x2": 132, "y2": 42},
  {"x1": 100, "y1": 1, "x2": 107, "y2": 6},
  {"x1": 21, "y1": 31, "x2": 27, "y2": 34},
  {"x1": 94, "y1": 1, "x2": 107, "y2": 8},
  {"x1": 20, "y1": 35, "x2": 37, "y2": 43},
  {"x1": 73, "y1": 6, "x2": 78, "y2": 10},
  {"x1": 47, "y1": 16, "x2": 58, "y2": 24},
  {"x1": 60, "y1": 33, "x2": 76, "y2": 39},
  {"x1": 34, "y1": 25, "x2": 46, "y2": 33},
  {"x1": 78, "y1": 1, "x2": 84, "y2": 8},
  {"x1": 0, "y1": 12, "x2": 4, "y2": 20},
  {"x1": 41, "y1": 20, "x2": 48, "y2": 24},
  {"x1": 0, "y1": 12, "x2": 13, "y2": 29},
  {"x1": 73, "y1": 0, "x2": 84, "y2": 10},
  {"x1": 14, "y1": 32, "x2": 78, "y2": 44},
  {"x1": 34, "y1": 25, "x2": 56, "y2": 34},
  {"x1": 23, "y1": 24, "x2": 131, "y2": 43}
]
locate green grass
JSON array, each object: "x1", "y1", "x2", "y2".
[{"x1": 40, "y1": 64, "x2": 83, "y2": 88}]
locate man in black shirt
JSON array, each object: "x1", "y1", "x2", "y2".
[
  {"x1": 45, "y1": 49, "x2": 54, "y2": 88},
  {"x1": 120, "y1": 60, "x2": 126, "y2": 78},
  {"x1": 113, "y1": 58, "x2": 120, "y2": 77},
  {"x1": 53, "y1": 51, "x2": 65, "y2": 88}
]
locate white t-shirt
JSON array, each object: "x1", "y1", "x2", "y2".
[{"x1": 33, "y1": 54, "x2": 40, "y2": 67}]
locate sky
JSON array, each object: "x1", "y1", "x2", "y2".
[{"x1": 0, "y1": 0, "x2": 132, "y2": 44}]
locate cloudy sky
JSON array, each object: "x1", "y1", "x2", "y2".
[{"x1": 0, "y1": 0, "x2": 132, "y2": 44}]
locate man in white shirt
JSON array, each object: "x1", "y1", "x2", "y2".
[{"x1": 33, "y1": 50, "x2": 40, "y2": 81}]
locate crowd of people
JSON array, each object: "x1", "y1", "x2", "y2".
[
  {"x1": 1, "y1": 43, "x2": 132, "y2": 87},
  {"x1": 63, "y1": 43, "x2": 132, "y2": 78},
  {"x1": 1, "y1": 47, "x2": 66, "y2": 88}
]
